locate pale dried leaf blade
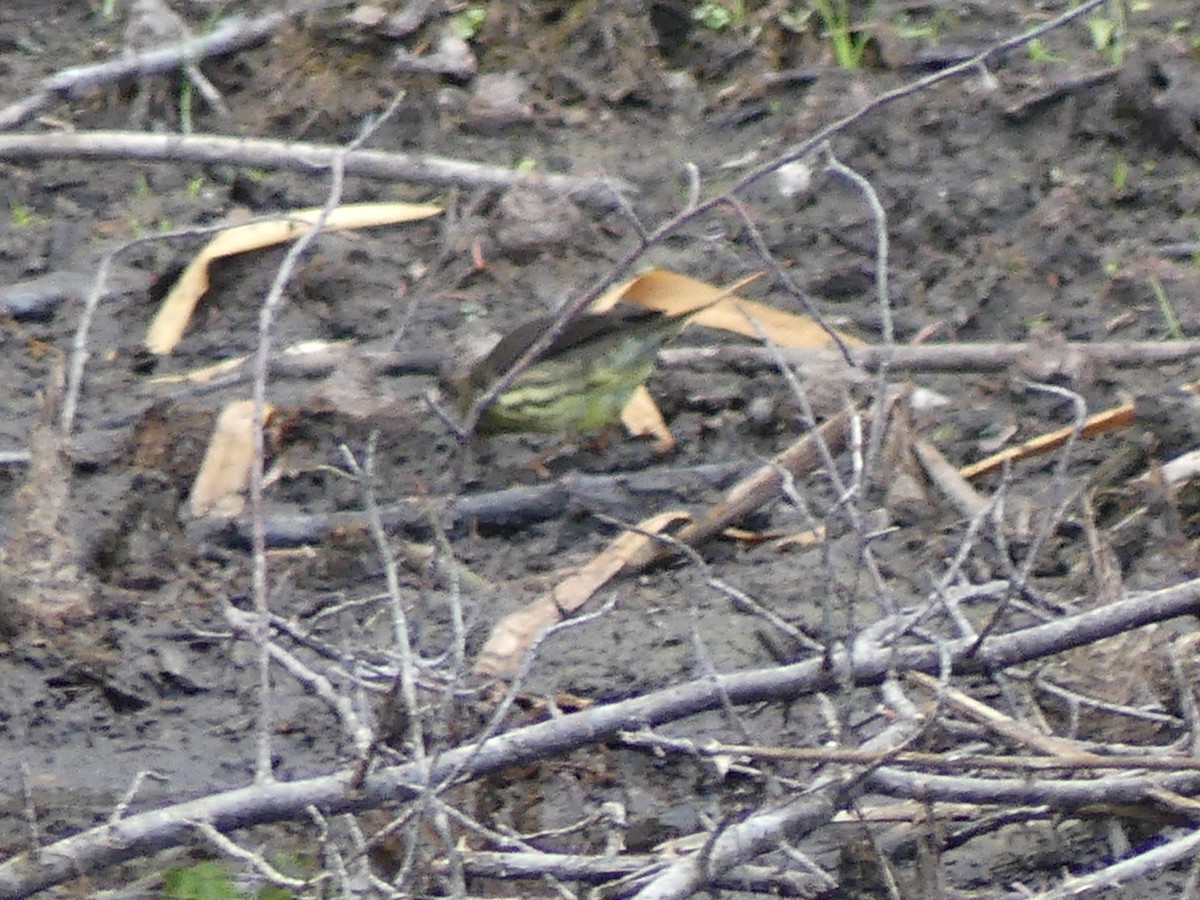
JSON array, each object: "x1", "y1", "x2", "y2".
[
  {"x1": 472, "y1": 596, "x2": 562, "y2": 680},
  {"x1": 723, "y1": 526, "x2": 783, "y2": 545},
  {"x1": 149, "y1": 354, "x2": 249, "y2": 385},
  {"x1": 590, "y1": 273, "x2": 643, "y2": 313},
  {"x1": 621, "y1": 385, "x2": 674, "y2": 450},
  {"x1": 144, "y1": 252, "x2": 213, "y2": 355},
  {"x1": 473, "y1": 511, "x2": 689, "y2": 679},
  {"x1": 550, "y1": 510, "x2": 689, "y2": 613},
  {"x1": 145, "y1": 202, "x2": 442, "y2": 354},
  {"x1": 607, "y1": 268, "x2": 736, "y2": 314},
  {"x1": 960, "y1": 402, "x2": 1136, "y2": 479},
  {"x1": 188, "y1": 400, "x2": 275, "y2": 518},
  {"x1": 698, "y1": 297, "x2": 860, "y2": 347},
  {"x1": 607, "y1": 268, "x2": 863, "y2": 347},
  {"x1": 771, "y1": 524, "x2": 827, "y2": 549},
  {"x1": 598, "y1": 269, "x2": 765, "y2": 316},
  {"x1": 591, "y1": 269, "x2": 759, "y2": 315}
]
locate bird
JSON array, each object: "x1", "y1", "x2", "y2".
[{"x1": 450, "y1": 301, "x2": 709, "y2": 437}]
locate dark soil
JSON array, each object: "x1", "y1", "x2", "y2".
[{"x1": 3, "y1": 0, "x2": 1200, "y2": 897}]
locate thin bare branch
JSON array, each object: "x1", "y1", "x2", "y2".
[{"x1": 0, "y1": 131, "x2": 632, "y2": 206}]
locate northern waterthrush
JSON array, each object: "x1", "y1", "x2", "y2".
[{"x1": 451, "y1": 302, "x2": 706, "y2": 436}]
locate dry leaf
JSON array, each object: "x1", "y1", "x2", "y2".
[
  {"x1": 151, "y1": 355, "x2": 249, "y2": 386},
  {"x1": 960, "y1": 402, "x2": 1136, "y2": 479},
  {"x1": 603, "y1": 268, "x2": 864, "y2": 348},
  {"x1": 188, "y1": 400, "x2": 275, "y2": 518},
  {"x1": 771, "y1": 524, "x2": 827, "y2": 549},
  {"x1": 145, "y1": 202, "x2": 441, "y2": 354},
  {"x1": 620, "y1": 385, "x2": 674, "y2": 452},
  {"x1": 723, "y1": 526, "x2": 784, "y2": 546},
  {"x1": 474, "y1": 510, "x2": 689, "y2": 679}
]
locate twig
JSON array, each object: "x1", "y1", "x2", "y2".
[
  {"x1": 822, "y1": 147, "x2": 893, "y2": 480},
  {"x1": 0, "y1": 131, "x2": 634, "y2": 207},
  {"x1": 242, "y1": 89, "x2": 410, "y2": 783},
  {"x1": 629, "y1": 790, "x2": 846, "y2": 900},
  {"x1": 960, "y1": 401, "x2": 1136, "y2": 479},
  {"x1": 618, "y1": 395, "x2": 901, "y2": 572},
  {"x1": 866, "y1": 766, "x2": 1200, "y2": 817},
  {"x1": 132, "y1": 331, "x2": 1200, "y2": 398},
  {"x1": 224, "y1": 606, "x2": 375, "y2": 757},
  {"x1": 632, "y1": 678, "x2": 927, "y2": 900},
  {"x1": 0, "y1": 12, "x2": 286, "y2": 130},
  {"x1": 335, "y1": 436, "x2": 465, "y2": 894},
  {"x1": 969, "y1": 382, "x2": 1088, "y2": 651}
]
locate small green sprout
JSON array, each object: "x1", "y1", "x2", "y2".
[
  {"x1": 888, "y1": 6, "x2": 956, "y2": 42},
  {"x1": 1026, "y1": 38, "x2": 1063, "y2": 62},
  {"x1": 1087, "y1": 0, "x2": 1126, "y2": 65},
  {"x1": 778, "y1": 7, "x2": 812, "y2": 33},
  {"x1": 1023, "y1": 313, "x2": 1051, "y2": 330},
  {"x1": 450, "y1": 5, "x2": 487, "y2": 41},
  {"x1": 9, "y1": 202, "x2": 33, "y2": 227},
  {"x1": 163, "y1": 860, "x2": 238, "y2": 899},
  {"x1": 694, "y1": 2, "x2": 742, "y2": 30},
  {"x1": 893, "y1": 21, "x2": 937, "y2": 40},
  {"x1": 1088, "y1": 18, "x2": 1118, "y2": 61},
  {"x1": 1150, "y1": 275, "x2": 1184, "y2": 340},
  {"x1": 179, "y1": 79, "x2": 194, "y2": 135},
  {"x1": 812, "y1": 0, "x2": 870, "y2": 69},
  {"x1": 1111, "y1": 157, "x2": 1128, "y2": 190}
]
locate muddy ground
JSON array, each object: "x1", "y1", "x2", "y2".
[{"x1": 2, "y1": 0, "x2": 1200, "y2": 897}]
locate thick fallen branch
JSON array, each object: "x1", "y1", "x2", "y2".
[
  {"x1": 621, "y1": 404, "x2": 860, "y2": 571},
  {"x1": 4, "y1": 576, "x2": 1200, "y2": 898},
  {"x1": 630, "y1": 790, "x2": 845, "y2": 900},
  {"x1": 448, "y1": 849, "x2": 823, "y2": 895},
  {"x1": 0, "y1": 12, "x2": 286, "y2": 130},
  {"x1": 662, "y1": 339, "x2": 1200, "y2": 374},
  {"x1": 188, "y1": 461, "x2": 748, "y2": 548},
  {"x1": 0, "y1": 131, "x2": 634, "y2": 207}
]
